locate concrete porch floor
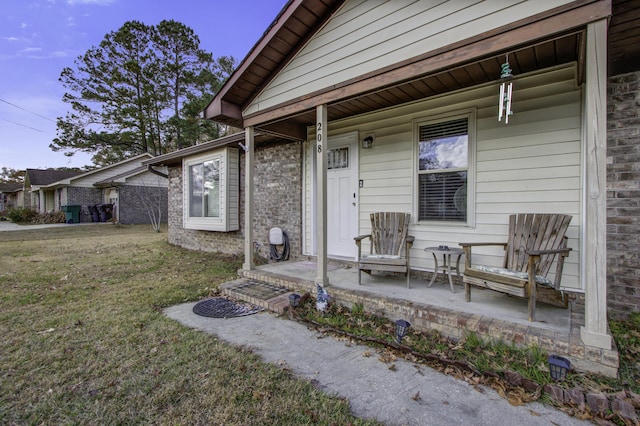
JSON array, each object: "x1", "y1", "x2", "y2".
[{"x1": 227, "y1": 259, "x2": 619, "y2": 377}]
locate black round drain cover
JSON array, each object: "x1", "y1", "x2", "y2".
[{"x1": 193, "y1": 297, "x2": 263, "y2": 318}]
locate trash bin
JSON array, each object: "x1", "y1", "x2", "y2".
[
  {"x1": 97, "y1": 204, "x2": 113, "y2": 222},
  {"x1": 61, "y1": 205, "x2": 81, "y2": 224},
  {"x1": 88, "y1": 205, "x2": 100, "y2": 222}
]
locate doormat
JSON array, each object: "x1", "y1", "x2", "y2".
[
  {"x1": 192, "y1": 297, "x2": 263, "y2": 318},
  {"x1": 230, "y1": 280, "x2": 289, "y2": 300}
]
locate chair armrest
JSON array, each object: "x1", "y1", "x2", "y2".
[
  {"x1": 526, "y1": 247, "x2": 572, "y2": 257},
  {"x1": 354, "y1": 234, "x2": 371, "y2": 260},
  {"x1": 405, "y1": 235, "x2": 415, "y2": 254},
  {"x1": 459, "y1": 242, "x2": 507, "y2": 269},
  {"x1": 459, "y1": 242, "x2": 507, "y2": 248}
]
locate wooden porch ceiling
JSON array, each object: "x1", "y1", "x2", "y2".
[
  {"x1": 609, "y1": 0, "x2": 640, "y2": 75},
  {"x1": 208, "y1": 0, "x2": 638, "y2": 141},
  {"x1": 259, "y1": 31, "x2": 584, "y2": 136}
]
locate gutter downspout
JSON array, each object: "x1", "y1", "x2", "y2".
[{"x1": 147, "y1": 165, "x2": 169, "y2": 179}]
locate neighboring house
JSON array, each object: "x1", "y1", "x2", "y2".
[
  {"x1": 93, "y1": 165, "x2": 169, "y2": 225},
  {"x1": 23, "y1": 169, "x2": 83, "y2": 211},
  {"x1": 147, "y1": 0, "x2": 639, "y2": 374},
  {"x1": 0, "y1": 183, "x2": 22, "y2": 212},
  {"x1": 38, "y1": 154, "x2": 168, "y2": 225}
]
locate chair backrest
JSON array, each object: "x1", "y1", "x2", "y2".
[
  {"x1": 370, "y1": 212, "x2": 410, "y2": 257},
  {"x1": 505, "y1": 213, "x2": 572, "y2": 274}
]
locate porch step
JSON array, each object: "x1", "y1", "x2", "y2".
[
  {"x1": 221, "y1": 278, "x2": 296, "y2": 314},
  {"x1": 233, "y1": 266, "x2": 619, "y2": 377}
]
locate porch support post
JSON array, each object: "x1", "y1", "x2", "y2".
[
  {"x1": 243, "y1": 126, "x2": 255, "y2": 271},
  {"x1": 580, "y1": 19, "x2": 611, "y2": 350},
  {"x1": 315, "y1": 104, "x2": 329, "y2": 286},
  {"x1": 38, "y1": 190, "x2": 45, "y2": 213}
]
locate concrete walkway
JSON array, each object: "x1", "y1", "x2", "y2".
[
  {"x1": 0, "y1": 220, "x2": 104, "y2": 231},
  {"x1": 165, "y1": 302, "x2": 587, "y2": 426}
]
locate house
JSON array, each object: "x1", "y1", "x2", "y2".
[
  {"x1": 29, "y1": 154, "x2": 168, "y2": 224},
  {"x1": 0, "y1": 183, "x2": 22, "y2": 212},
  {"x1": 147, "y1": 0, "x2": 640, "y2": 376},
  {"x1": 23, "y1": 169, "x2": 83, "y2": 211}
]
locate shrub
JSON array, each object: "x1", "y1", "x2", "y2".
[
  {"x1": 6, "y1": 208, "x2": 65, "y2": 224},
  {"x1": 7, "y1": 207, "x2": 38, "y2": 223}
]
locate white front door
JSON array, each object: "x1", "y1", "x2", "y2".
[{"x1": 326, "y1": 133, "x2": 358, "y2": 258}]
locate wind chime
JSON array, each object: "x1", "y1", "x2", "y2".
[{"x1": 498, "y1": 54, "x2": 514, "y2": 124}]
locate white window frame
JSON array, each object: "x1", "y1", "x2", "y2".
[
  {"x1": 183, "y1": 147, "x2": 239, "y2": 232},
  {"x1": 413, "y1": 108, "x2": 476, "y2": 227}
]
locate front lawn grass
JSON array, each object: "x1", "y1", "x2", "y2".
[{"x1": 0, "y1": 224, "x2": 374, "y2": 425}]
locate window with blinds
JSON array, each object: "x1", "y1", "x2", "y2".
[{"x1": 417, "y1": 117, "x2": 468, "y2": 222}]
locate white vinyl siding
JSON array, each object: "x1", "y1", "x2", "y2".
[
  {"x1": 246, "y1": 0, "x2": 574, "y2": 116},
  {"x1": 62, "y1": 155, "x2": 152, "y2": 187},
  {"x1": 303, "y1": 65, "x2": 582, "y2": 289},
  {"x1": 183, "y1": 147, "x2": 239, "y2": 232},
  {"x1": 125, "y1": 171, "x2": 168, "y2": 187}
]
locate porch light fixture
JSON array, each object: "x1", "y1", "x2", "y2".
[
  {"x1": 548, "y1": 355, "x2": 571, "y2": 381},
  {"x1": 288, "y1": 293, "x2": 301, "y2": 308},
  {"x1": 362, "y1": 135, "x2": 374, "y2": 149},
  {"x1": 395, "y1": 319, "x2": 410, "y2": 343},
  {"x1": 498, "y1": 54, "x2": 514, "y2": 124}
]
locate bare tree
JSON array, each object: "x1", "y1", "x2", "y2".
[{"x1": 129, "y1": 173, "x2": 167, "y2": 232}]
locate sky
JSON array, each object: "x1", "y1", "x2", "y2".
[{"x1": 0, "y1": 0, "x2": 287, "y2": 171}]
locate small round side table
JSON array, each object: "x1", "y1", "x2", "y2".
[{"x1": 424, "y1": 246, "x2": 464, "y2": 292}]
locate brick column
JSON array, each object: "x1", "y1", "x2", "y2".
[{"x1": 607, "y1": 70, "x2": 640, "y2": 318}]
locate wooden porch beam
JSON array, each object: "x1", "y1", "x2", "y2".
[
  {"x1": 580, "y1": 19, "x2": 611, "y2": 350},
  {"x1": 244, "y1": 0, "x2": 611, "y2": 128},
  {"x1": 204, "y1": 99, "x2": 243, "y2": 124},
  {"x1": 258, "y1": 120, "x2": 307, "y2": 141}
]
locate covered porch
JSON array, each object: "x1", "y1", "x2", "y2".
[
  {"x1": 223, "y1": 259, "x2": 618, "y2": 377},
  {"x1": 203, "y1": 0, "x2": 619, "y2": 376}
]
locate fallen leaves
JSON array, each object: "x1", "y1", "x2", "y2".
[{"x1": 378, "y1": 349, "x2": 397, "y2": 364}]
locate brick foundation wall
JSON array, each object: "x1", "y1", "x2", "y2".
[
  {"x1": 167, "y1": 165, "x2": 243, "y2": 253},
  {"x1": 167, "y1": 141, "x2": 303, "y2": 258},
  {"x1": 118, "y1": 186, "x2": 168, "y2": 225},
  {"x1": 607, "y1": 70, "x2": 640, "y2": 319},
  {"x1": 67, "y1": 186, "x2": 102, "y2": 222}
]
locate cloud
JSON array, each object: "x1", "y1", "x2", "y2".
[
  {"x1": 22, "y1": 47, "x2": 42, "y2": 53},
  {"x1": 2, "y1": 36, "x2": 20, "y2": 42}
]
